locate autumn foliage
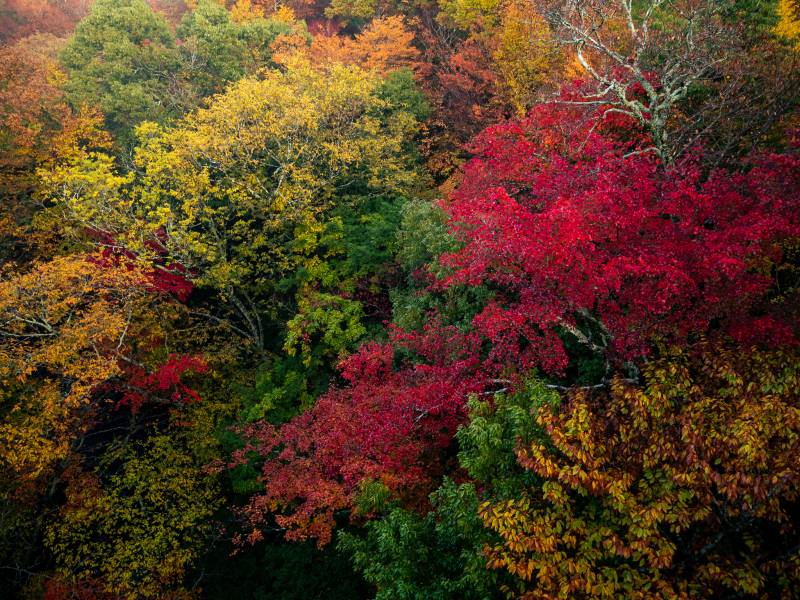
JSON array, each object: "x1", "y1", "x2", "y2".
[
  {"x1": 482, "y1": 344, "x2": 800, "y2": 598},
  {"x1": 236, "y1": 107, "x2": 800, "y2": 550},
  {"x1": 1, "y1": 0, "x2": 799, "y2": 598},
  {"x1": 237, "y1": 324, "x2": 489, "y2": 546},
  {"x1": 441, "y1": 103, "x2": 800, "y2": 368}
]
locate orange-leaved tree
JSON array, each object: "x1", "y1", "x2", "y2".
[
  {"x1": 481, "y1": 343, "x2": 800, "y2": 598},
  {"x1": 274, "y1": 15, "x2": 422, "y2": 76}
]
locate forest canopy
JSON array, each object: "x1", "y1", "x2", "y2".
[{"x1": 1, "y1": 0, "x2": 799, "y2": 598}]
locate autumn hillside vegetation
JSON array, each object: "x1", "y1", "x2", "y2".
[{"x1": 1, "y1": 0, "x2": 799, "y2": 598}]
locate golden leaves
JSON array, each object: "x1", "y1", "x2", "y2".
[
  {"x1": 46, "y1": 436, "x2": 220, "y2": 599},
  {"x1": 481, "y1": 344, "x2": 800, "y2": 598},
  {"x1": 491, "y1": 0, "x2": 562, "y2": 114},
  {"x1": 777, "y1": 0, "x2": 800, "y2": 49},
  {"x1": 48, "y1": 57, "x2": 420, "y2": 304},
  {"x1": 0, "y1": 255, "x2": 152, "y2": 486}
]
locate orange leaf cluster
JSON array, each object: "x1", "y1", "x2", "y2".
[
  {"x1": 277, "y1": 16, "x2": 422, "y2": 76},
  {"x1": 482, "y1": 343, "x2": 800, "y2": 598}
]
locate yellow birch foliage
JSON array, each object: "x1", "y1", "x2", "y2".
[
  {"x1": 46, "y1": 435, "x2": 220, "y2": 599},
  {"x1": 491, "y1": 0, "x2": 562, "y2": 114},
  {"x1": 437, "y1": 0, "x2": 503, "y2": 30},
  {"x1": 230, "y1": 0, "x2": 266, "y2": 21}
]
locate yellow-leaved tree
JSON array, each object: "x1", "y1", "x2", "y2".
[
  {"x1": 491, "y1": 0, "x2": 562, "y2": 113},
  {"x1": 481, "y1": 344, "x2": 800, "y2": 598},
  {"x1": 43, "y1": 57, "x2": 422, "y2": 350},
  {"x1": 46, "y1": 434, "x2": 221, "y2": 599},
  {"x1": 0, "y1": 256, "x2": 159, "y2": 490},
  {"x1": 777, "y1": 0, "x2": 800, "y2": 48}
]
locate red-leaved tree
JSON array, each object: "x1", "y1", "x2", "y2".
[
  {"x1": 440, "y1": 102, "x2": 800, "y2": 370},
  {"x1": 235, "y1": 320, "x2": 499, "y2": 546}
]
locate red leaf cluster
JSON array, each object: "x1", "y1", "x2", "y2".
[
  {"x1": 89, "y1": 244, "x2": 194, "y2": 303},
  {"x1": 118, "y1": 354, "x2": 208, "y2": 413},
  {"x1": 236, "y1": 322, "x2": 494, "y2": 546},
  {"x1": 440, "y1": 103, "x2": 800, "y2": 369}
]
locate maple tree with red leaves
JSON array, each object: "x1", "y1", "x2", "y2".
[
  {"x1": 440, "y1": 102, "x2": 800, "y2": 371},
  {"x1": 236, "y1": 322, "x2": 492, "y2": 546},
  {"x1": 117, "y1": 354, "x2": 209, "y2": 413}
]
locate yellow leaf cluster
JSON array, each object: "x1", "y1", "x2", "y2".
[
  {"x1": 47, "y1": 58, "x2": 419, "y2": 302},
  {"x1": 230, "y1": 0, "x2": 265, "y2": 21},
  {"x1": 46, "y1": 435, "x2": 220, "y2": 599},
  {"x1": 0, "y1": 256, "x2": 153, "y2": 486},
  {"x1": 491, "y1": 0, "x2": 562, "y2": 114},
  {"x1": 777, "y1": 0, "x2": 800, "y2": 49}
]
